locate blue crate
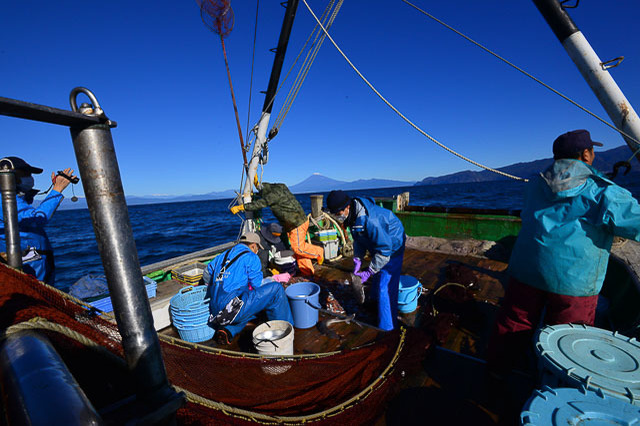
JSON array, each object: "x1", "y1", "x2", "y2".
[{"x1": 89, "y1": 277, "x2": 158, "y2": 313}]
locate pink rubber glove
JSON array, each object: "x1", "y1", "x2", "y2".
[
  {"x1": 272, "y1": 273, "x2": 291, "y2": 283},
  {"x1": 353, "y1": 257, "x2": 362, "y2": 274},
  {"x1": 355, "y1": 269, "x2": 373, "y2": 284}
]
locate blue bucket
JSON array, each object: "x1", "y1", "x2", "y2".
[
  {"x1": 398, "y1": 275, "x2": 422, "y2": 313},
  {"x1": 285, "y1": 282, "x2": 321, "y2": 329}
]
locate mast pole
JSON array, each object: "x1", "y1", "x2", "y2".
[
  {"x1": 242, "y1": 0, "x2": 300, "y2": 205},
  {"x1": 533, "y1": 0, "x2": 640, "y2": 160}
]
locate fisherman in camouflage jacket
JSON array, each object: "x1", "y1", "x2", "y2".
[{"x1": 231, "y1": 181, "x2": 324, "y2": 275}]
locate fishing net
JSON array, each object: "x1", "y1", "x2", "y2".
[
  {"x1": 197, "y1": 0, "x2": 234, "y2": 38},
  {"x1": 0, "y1": 263, "x2": 431, "y2": 424}
]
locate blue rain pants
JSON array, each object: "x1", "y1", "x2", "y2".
[
  {"x1": 224, "y1": 279, "x2": 294, "y2": 338},
  {"x1": 371, "y1": 243, "x2": 405, "y2": 331}
]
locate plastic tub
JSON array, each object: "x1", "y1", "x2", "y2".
[
  {"x1": 252, "y1": 320, "x2": 294, "y2": 356},
  {"x1": 535, "y1": 324, "x2": 640, "y2": 405},
  {"x1": 398, "y1": 275, "x2": 422, "y2": 313},
  {"x1": 285, "y1": 282, "x2": 321, "y2": 329},
  {"x1": 521, "y1": 386, "x2": 640, "y2": 425}
]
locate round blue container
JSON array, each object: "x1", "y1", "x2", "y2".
[
  {"x1": 170, "y1": 285, "x2": 212, "y2": 342},
  {"x1": 535, "y1": 324, "x2": 640, "y2": 405},
  {"x1": 398, "y1": 275, "x2": 422, "y2": 313},
  {"x1": 521, "y1": 386, "x2": 640, "y2": 425},
  {"x1": 285, "y1": 282, "x2": 320, "y2": 329}
]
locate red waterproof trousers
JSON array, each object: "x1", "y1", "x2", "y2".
[{"x1": 486, "y1": 277, "x2": 598, "y2": 376}]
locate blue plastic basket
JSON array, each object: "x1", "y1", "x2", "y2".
[
  {"x1": 171, "y1": 312, "x2": 210, "y2": 326},
  {"x1": 170, "y1": 286, "x2": 208, "y2": 310},
  {"x1": 174, "y1": 322, "x2": 214, "y2": 343}
]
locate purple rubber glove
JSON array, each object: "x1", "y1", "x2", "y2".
[
  {"x1": 353, "y1": 257, "x2": 362, "y2": 274},
  {"x1": 355, "y1": 269, "x2": 373, "y2": 284}
]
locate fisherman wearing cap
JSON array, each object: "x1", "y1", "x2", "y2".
[
  {"x1": 230, "y1": 180, "x2": 324, "y2": 275},
  {"x1": 0, "y1": 156, "x2": 77, "y2": 288},
  {"x1": 487, "y1": 129, "x2": 640, "y2": 380},
  {"x1": 257, "y1": 222, "x2": 287, "y2": 275},
  {"x1": 204, "y1": 232, "x2": 293, "y2": 345},
  {"x1": 326, "y1": 190, "x2": 406, "y2": 331}
]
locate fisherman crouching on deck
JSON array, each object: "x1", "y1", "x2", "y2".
[
  {"x1": 204, "y1": 232, "x2": 293, "y2": 345},
  {"x1": 487, "y1": 129, "x2": 640, "y2": 381},
  {"x1": 230, "y1": 179, "x2": 324, "y2": 275},
  {"x1": 326, "y1": 190, "x2": 406, "y2": 331}
]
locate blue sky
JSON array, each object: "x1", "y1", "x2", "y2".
[{"x1": 2, "y1": 1, "x2": 639, "y2": 196}]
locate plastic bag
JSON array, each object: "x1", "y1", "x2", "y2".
[{"x1": 69, "y1": 274, "x2": 109, "y2": 300}]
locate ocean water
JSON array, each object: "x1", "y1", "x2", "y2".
[{"x1": 47, "y1": 179, "x2": 640, "y2": 290}]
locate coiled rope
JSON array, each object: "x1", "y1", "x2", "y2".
[{"x1": 301, "y1": 0, "x2": 528, "y2": 182}]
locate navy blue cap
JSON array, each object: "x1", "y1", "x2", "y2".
[
  {"x1": 326, "y1": 190, "x2": 351, "y2": 214},
  {"x1": 0, "y1": 157, "x2": 43, "y2": 174},
  {"x1": 553, "y1": 130, "x2": 603, "y2": 159}
]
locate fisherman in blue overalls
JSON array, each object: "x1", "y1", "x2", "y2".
[
  {"x1": 326, "y1": 190, "x2": 406, "y2": 331},
  {"x1": 0, "y1": 157, "x2": 77, "y2": 289},
  {"x1": 204, "y1": 232, "x2": 293, "y2": 345}
]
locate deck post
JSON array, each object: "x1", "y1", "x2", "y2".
[
  {"x1": 68, "y1": 88, "x2": 183, "y2": 417},
  {"x1": 310, "y1": 194, "x2": 324, "y2": 220},
  {"x1": 0, "y1": 163, "x2": 22, "y2": 270}
]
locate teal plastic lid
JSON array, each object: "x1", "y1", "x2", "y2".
[
  {"x1": 521, "y1": 386, "x2": 640, "y2": 425},
  {"x1": 535, "y1": 324, "x2": 640, "y2": 405}
]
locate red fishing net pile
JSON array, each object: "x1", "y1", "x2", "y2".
[{"x1": 0, "y1": 263, "x2": 430, "y2": 424}]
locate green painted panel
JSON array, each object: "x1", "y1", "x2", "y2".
[{"x1": 395, "y1": 211, "x2": 521, "y2": 242}]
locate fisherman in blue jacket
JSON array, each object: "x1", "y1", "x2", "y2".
[
  {"x1": 326, "y1": 190, "x2": 406, "y2": 331},
  {"x1": 204, "y1": 232, "x2": 293, "y2": 345},
  {"x1": 0, "y1": 157, "x2": 76, "y2": 289},
  {"x1": 487, "y1": 129, "x2": 640, "y2": 378}
]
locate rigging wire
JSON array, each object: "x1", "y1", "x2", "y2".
[
  {"x1": 251, "y1": 0, "x2": 337, "y2": 143},
  {"x1": 401, "y1": 0, "x2": 640, "y2": 149},
  {"x1": 245, "y1": 0, "x2": 260, "y2": 143},
  {"x1": 271, "y1": 0, "x2": 344, "y2": 134},
  {"x1": 300, "y1": 0, "x2": 527, "y2": 182}
]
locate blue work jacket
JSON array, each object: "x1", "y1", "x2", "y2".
[
  {"x1": 350, "y1": 197, "x2": 405, "y2": 272},
  {"x1": 205, "y1": 244, "x2": 263, "y2": 314},
  {"x1": 509, "y1": 159, "x2": 640, "y2": 297},
  {"x1": 0, "y1": 191, "x2": 63, "y2": 285}
]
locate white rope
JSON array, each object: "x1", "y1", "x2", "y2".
[
  {"x1": 301, "y1": 0, "x2": 527, "y2": 182},
  {"x1": 402, "y1": 0, "x2": 640, "y2": 149}
]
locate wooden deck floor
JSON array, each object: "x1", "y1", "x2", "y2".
[{"x1": 156, "y1": 247, "x2": 531, "y2": 424}]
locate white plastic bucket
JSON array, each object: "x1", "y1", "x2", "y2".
[{"x1": 252, "y1": 320, "x2": 294, "y2": 356}]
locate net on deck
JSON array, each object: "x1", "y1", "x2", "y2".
[{"x1": 0, "y1": 263, "x2": 430, "y2": 424}]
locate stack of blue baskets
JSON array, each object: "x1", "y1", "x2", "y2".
[{"x1": 169, "y1": 286, "x2": 214, "y2": 343}]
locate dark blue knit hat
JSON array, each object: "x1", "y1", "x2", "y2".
[{"x1": 326, "y1": 190, "x2": 351, "y2": 214}]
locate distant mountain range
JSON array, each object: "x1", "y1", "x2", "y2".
[
  {"x1": 415, "y1": 145, "x2": 638, "y2": 186},
  {"x1": 57, "y1": 175, "x2": 415, "y2": 210},
  {"x1": 56, "y1": 145, "x2": 637, "y2": 210}
]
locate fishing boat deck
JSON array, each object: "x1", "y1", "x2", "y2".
[
  {"x1": 156, "y1": 247, "x2": 508, "y2": 356},
  {"x1": 155, "y1": 245, "x2": 531, "y2": 423}
]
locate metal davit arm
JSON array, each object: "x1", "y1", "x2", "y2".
[
  {"x1": 533, "y1": 0, "x2": 640, "y2": 159},
  {"x1": 67, "y1": 88, "x2": 183, "y2": 417},
  {"x1": 0, "y1": 89, "x2": 183, "y2": 421}
]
